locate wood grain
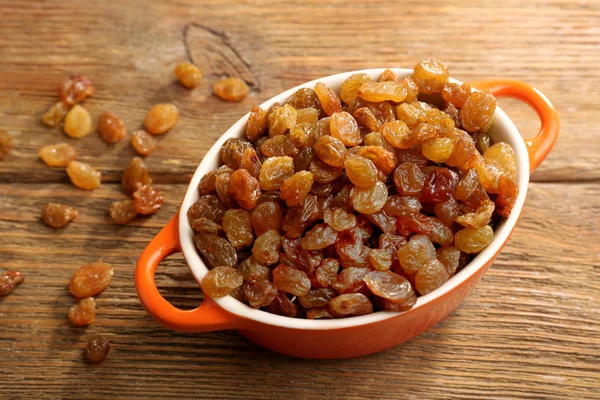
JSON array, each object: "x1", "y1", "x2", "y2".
[{"x1": 0, "y1": 0, "x2": 599, "y2": 399}]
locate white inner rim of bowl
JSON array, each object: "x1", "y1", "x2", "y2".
[{"x1": 178, "y1": 68, "x2": 530, "y2": 330}]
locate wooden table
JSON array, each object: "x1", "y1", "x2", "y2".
[{"x1": 1, "y1": 1, "x2": 598, "y2": 399}]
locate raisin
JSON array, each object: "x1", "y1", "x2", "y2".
[
  {"x1": 484, "y1": 142, "x2": 518, "y2": 187},
  {"x1": 68, "y1": 297, "x2": 96, "y2": 326},
  {"x1": 228, "y1": 169, "x2": 261, "y2": 210},
  {"x1": 280, "y1": 171, "x2": 314, "y2": 207},
  {"x1": 443, "y1": 102, "x2": 460, "y2": 126},
  {"x1": 0, "y1": 270, "x2": 24, "y2": 297},
  {"x1": 246, "y1": 106, "x2": 268, "y2": 142},
  {"x1": 329, "y1": 293, "x2": 373, "y2": 317},
  {"x1": 222, "y1": 209, "x2": 253, "y2": 249},
  {"x1": 144, "y1": 103, "x2": 179, "y2": 134},
  {"x1": 437, "y1": 246, "x2": 461, "y2": 275},
  {"x1": 344, "y1": 155, "x2": 378, "y2": 188},
  {"x1": 340, "y1": 73, "x2": 372, "y2": 104},
  {"x1": 316, "y1": 116, "x2": 331, "y2": 139},
  {"x1": 355, "y1": 146, "x2": 398, "y2": 175},
  {"x1": 454, "y1": 168, "x2": 489, "y2": 210},
  {"x1": 264, "y1": 291, "x2": 298, "y2": 317},
  {"x1": 243, "y1": 279, "x2": 278, "y2": 308},
  {"x1": 251, "y1": 202, "x2": 283, "y2": 236},
  {"x1": 313, "y1": 136, "x2": 348, "y2": 168},
  {"x1": 220, "y1": 138, "x2": 253, "y2": 170},
  {"x1": 174, "y1": 61, "x2": 202, "y2": 88},
  {"x1": 261, "y1": 135, "x2": 298, "y2": 157},
  {"x1": 131, "y1": 130, "x2": 157, "y2": 157},
  {"x1": 252, "y1": 230, "x2": 282, "y2": 265},
  {"x1": 213, "y1": 77, "x2": 249, "y2": 102},
  {"x1": 454, "y1": 225, "x2": 494, "y2": 254},
  {"x1": 380, "y1": 120, "x2": 411, "y2": 149},
  {"x1": 214, "y1": 172, "x2": 237, "y2": 208},
  {"x1": 364, "y1": 270, "x2": 415, "y2": 308},
  {"x1": 309, "y1": 158, "x2": 343, "y2": 184},
  {"x1": 396, "y1": 213, "x2": 454, "y2": 247},
  {"x1": 37, "y1": 143, "x2": 75, "y2": 167},
  {"x1": 282, "y1": 195, "x2": 319, "y2": 238},
  {"x1": 397, "y1": 234, "x2": 436, "y2": 275},
  {"x1": 187, "y1": 195, "x2": 228, "y2": 224},
  {"x1": 268, "y1": 103, "x2": 297, "y2": 136},
  {"x1": 307, "y1": 308, "x2": 333, "y2": 319},
  {"x1": 378, "y1": 69, "x2": 398, "y2": 82},
  {"x1": 421, "y1": 167, "x2": 458, "y2": 204},
  {"x1": 191, "y1": 217, "x2": 221, "y2": 235},
  {"x1": 314, "y1": 82, "x2": 342, "y2": 115},
  {"x1": 259, "y1": 156, "x2": 295, "y2": 191},
  {"x1": 59, "y1": 75, "x2": 94, "y2": 106},
  {"x1": 415, "y1": 259, "x2": 450, "y2": 295},
  {"x1": 286, "y1": 88, "x2": 322, "y2": 111},
  {"x1": 413, "y1": 59, "x2": 448, "y2": 94},
  {"x1": 298, "y1": 288, "x2": 337, "y2": 308},
  {"x1": 433, "y1": 197, "x2": 461, "y2": 226},
  {"x1": 330, "y1": 111, "x2": 362, "y2": 146},
  {"x1": 85, "y1": 335, "x2": 110, "y2": 363},
  {"x1": 64, "y1": 105, "x2": 92, "y2": 138},
  {"x1": 446, "y1": 129, "x2": 478, "y2": 169},
  {"x1": 460, "y1": 91, "x2": 496, "y2": 133},
  {"x1": 422, "y1": 137, "x2": 454, "y2": 163},
  {"x1": 393, "y1": 162, "x2": 425, "y2": 196},
  {"x1": 474, "y1": 132, "x2": 491, "y2": 155},
  {"x1": 323, "y1": 208, "x2": 356, "y2": 232},
  {"x1": 122, "y1": 157, "x2": 152, "y2": 195},
  {"x1": 315, "y1": 258, "x2": 340, "y2": 287},
  {"x1": 402, "y1": 77, "x2": 420, "y2": 103},
  {"x1": 396, "y1": 102, "x2": 427, "y2": 129},
  {"x1": 239, "y1": 147, "x2": 262, "y2": 178},
  {"x1": 194, "y1": 233, "x2": 238, "y2": 268},
  {"x1": 132, "y1": 185, "x2": 163, "y2": 215},
  {"x1": 354, "y1": 107, "x2": 381, "y2": 132},
  {"x1": 362, "y1": 132, "x2": 393, "y2": 153},
  {"x1": 201, "y1": 266, "x2": 243, "y2": 297},
  {"x1": 69, "y1": 262, "x2": 113, "y2": 299},
  {"x1": 332, "y1": 267, "x2": 370, "y2": 294},
  {"x1": 396, "y1": 145, "x2": 429, "y2": 168},
  {"x1": 272, "y1": 264, "x2": 311, "y2": 296},
  {"x1": 238, "y1": 256, "x2": 269, "y2": 281},
  {"x1": 97, "y1": 112, "x2": 126, "y2": 144},
  {"x1": 442, "y1": 82, "x2": 472, "y2": 109},
  {"x1": 455, "y1": 199, "x2": 495, "y2": 229},
  {"x1": 300, "y1": 224, "x2": 338, "y2": 250},
  {"x1": 383, "y1": 195, "x2": 422, "y2": 216},
  {"x1": 368, "y1": 249, "x2": 392, "y2": 271},
  {"x1": 495, "y1": 174, "x2": 519, "y2": 217},
  {"x1": 66, "y1": 161, "x2": 101, "y2": 190},
  {"x1": 358, "y1": 81, "x2": 407, "y2": 103},
  {"x1": 293, "y1": 147, "x2": 314, "y2": 172},
  {"x1": 107, "y1": 199, "x2": 138, "y2": 225},
  {"x1": 42, "y1": 101, "x2": 70, "y2": 127},
  {"x1": 365, "y1": 209, "x2": 397, "y2": 234},
  {"x1": 42, "y1": 202, "x2": 78, "y2": 228},
  {"x1": 350, "y1": 181, "x2": 387, "y2": 214}
]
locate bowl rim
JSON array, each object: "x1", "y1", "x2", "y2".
[{"x1": 178, "y1": 68, "x2": 530, "y2": 330}]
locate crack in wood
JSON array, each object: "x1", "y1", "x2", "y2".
[{"x1": 183, "y1": 22, "x2": 260, "y2": 91}]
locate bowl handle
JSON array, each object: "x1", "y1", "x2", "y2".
[
  {"x1": 471, "y1": 79, "x2": 560, "y2": 174},
  {"x1": 135, "y1": 214, "x2": 242, "y2": 332}
]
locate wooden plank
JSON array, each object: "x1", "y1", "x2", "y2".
[
  {"x1": 0, "y1": 182, "x2": 598, "y2": 399},
  {"x1": 0, "y1": 0, "x2": 598, "y2": 184}
]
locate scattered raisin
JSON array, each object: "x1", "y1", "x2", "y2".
[
  {"x1": 59, "y1": 75, "x2": 94, "y2": 106},
  {"x1": 64, "y1": 105, "x2": 92, "y2": 138},
  {"x1": 42, "y1": 101, "x2": 70, "y2": 127},
  {"x1": 133, "y1": 185, "x2": 164, "y2": 215},
  {"x1": 144, "y1": 103, "x2": 179, "y2": 135},
  {"x1": 38, "y1": 143, "x2": 76, "y2": 167},
  {"x1": 122, "y1": 157, "x2": 152, "y2": 195},
  {"x1": 42, "y1": 202, "x2": 78, "y2": 228},
  {"x1": 213, "y1": 77, "x2": 249, "y2": 102},
  {"x1": 69, "y1": 262, "x2": 113, "y2": 299},
  {"x1": 68, "y1": 297, "x2": 96, "y2": 326},
  {"x1": 108, "y1": 199, "x2": 138, "y2": 225},
  {"x1": 66, "y1": 161, "x2": 101, "y2": 190},
  {"x1": 174, "y1": 61, "x2": 203, "y2": 88},
  {"x1": 98, "y1": 112, "x2": 126, "y2": 144},
  {"x1": 85, "y1": 335, "x2": 110, "y2": 363},
  {"x1": 0, "y1": 270, "x2": 24, "y2": 297},
  {"x1": 130, "y1": 130, "x2": 157, "y2": 156}
]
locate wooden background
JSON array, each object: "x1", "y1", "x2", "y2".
[{"x1": 0, "y1": 1, "x2": 598, "y2": 399}]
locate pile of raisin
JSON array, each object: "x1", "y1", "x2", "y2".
[{"x1": 191, "y1": 59, "x2": 519, "y2": 319}]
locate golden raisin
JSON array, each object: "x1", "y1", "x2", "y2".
[
  {"x1": 313, "y1": 135, "x2": 348, "y2": 167},
  {"x1": 97, "y1": 112, "x2": 126, "y2": 144},
  {"x1": 38, "y1": 143, "x2": 77, "y2": 167},
  {"x1": 133, "y1": 185, "x2": 164, "y2": 215},
  {"x1": 228, "y1": 169, "x2": 261, "y2": 210},
  {"x1": 246, "y1": 106, "x2": 268, "y2": 142},
  {"x1": 68, "y1": 297, "x2": 96, "y2": 326},
  {"x1": 64, "y1": 105, "x2": 92, "y2": 138},
  {"x1": 454, "y1": 225, "x2": 494, "y2": 254},
  {"x1": 200, "y1": 266, "x2": 243, "y2": 297},
  {"x1": 144, "y1": 103, "x2": 179, "y2": 135},
  {"x1": 0, "y1": 270, "x2": 25, "y2": 297},
  {"x1": 268, "y1": 104, "x2": 297, "y2": 136},
  {"x1": 329, "y1": 293, "x2": 373, "y2": 317},
  {"x1": 42, "y1": 101, "x2": 70, "y2": 127},
  {"x1": 314, "y1": 82, "x2": 342, "y2": 115},
  {"x1": 42, "y1": 202, "x2": 78, "y2": 228},
  {"x1": 69, "y1": 262, "x2": 113, "y2": 299},
  {"x1": 108, "y1": 199, "x2": 138, "y2": 225},
  {"x1": 213, "y1": 77, "x2": 249, "y2": 102},
  {"x1": 280, "y1": 171, "x2": 314, "y2": 207},
  {"x1": 59, "y1": 75, "x2": 94, "y2": 106},
  {"x1": 358, "y1": 81, "x2": 407, "y2": 103},
  {"x1": 174, "y1": 61, "x2": 203, "y2": 88},
  {"x1": 415, "y1": 259, "x2": 449, "y2": 295},
  {"x1": 122, "y1": 157, "x2": 152, "y2": 195},
  {"x1": 459, "y1": 91, "x2": 497, "y2": 133},
  {"x1": 330, "y1": 112, "x2": 362, "y2": 146},
  {"x1": 130, "y1": 130, "x2": 157, "y2": 156},
  {"x1": 259, "y1": 156, "x2": 295, "y2": 191},
  {"x1": 222, "y1": 209, "x2": 254, "y2": 249},
  {"x1": 340, "y1": 73, "x2": 371, "y2": 104},
  {"x1": 413, "y1": 59, "x2": 449, "y2": 94},
  {"x1": 66, "y1": 161, "x2": 101, "y2": 190}
]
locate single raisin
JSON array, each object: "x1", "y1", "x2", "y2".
[
  {"x1": 332, "y1": 267, "x2": 370, "y2": 294},
  {"x1": 454, "y1": 225, "x2": 494, "y2": 254},
  {"x1": 144, "y1": 103, "x2": 179, "y2": 135},
  {"x1": 42, "y1": 202, "x2": 78, "y2": 228},
  {"x1": 437, "y1": 246, "x2": 461, "y2": 275},
  {"x1": 459, "y1": 91, "x2": 497, "y2": 133},
  {"x1": 191, "y1": 217, "x2": 221, "y2": 235},
  {"x1": 272, "y1": 264, "x2": 311, "y2": 296},
  {"x1": 239, "y1": 147, "x2": 262, "y2": 178},
  {"x1": 495, "y1": 174, "x2": 519, "y2": 217},
  {"x1": 324, "y1": 208, "x2": 357, "y2": 232},
  {"x1": 69, "y1": 262, "x2": 113, "y2": 299},
  {"x1": 358, "y1": 81, "x2": 407, "y2": 103},
  {"x1": 97, "y1": 112, "x2": 126, "y2": 144},
  {"x1": 243, "y1": 279, "x2": 278, "y2": 308},
  {"x1": 222, "y1": 209, "x2": 254, "y2": 249},
  {"x1": 220, "y1": 138, "x2": 253, "y2": 169},
  {"x1": 383, "y1": 195, "x2": 422, "y2": 216},
  {"x1": 194, "y1": 233, "x2": 238, "y2": 268},
  {"x1": 66, "y1": 161, "x2": 101, "y2": 190},
  {"x1": 329, "y1": 293, "x2": 373, "y2": 317},
  {"x1": 68, "y1": 297, "x2": 96, "y2": 326},
  {"x1": 42, "y1": 101, "x2": 70, "y2": 127},
  {"x1": 344, "y1": 155, "x2": 378, "y2": 188},
  {"x1": 187, "y1": 195, "x2": 228, "y2": 224},
  {"x1": 313, "y1": 135, "x2": 348, "y2": 168},
  {"x1": 238, "y1": 256, "x2": 269, "y2": 281},
  {"x1": 330, "y1": 111, "x2": 362, "y2": 146},
  {"x1": 213, "y1": 77, "x2": 249, "y2": 102},
  {"x1": 298, "y1": 288, "x2": 337, "y2": 309},
  {"x1": 64, "y1": 105, "x2": 92, "y2": 138},
  {"x1": 364, "y1": 270, "x2": 416, "y2": 308},
  {"x1": 109, "y1": 199, "x2": 138, "y2": 225},
  {"x1": 286, "y1": 88, "x2": 322, "y2": 110},
  {"x1": 259, "y1": 156, "x2": 295, "y2": 191},
  {"x1": 174, "y1": 61, "x2": 203, "y2": 88},
  {"x1": 340, "y1": 73, "x2": 372, "y2": 104},
  {"x1": 368, "y1": 249, "x2": 392, "y2": 271},
  {"x1": 38, "y1": 143, "x2": 77, "y2": 167},
  {"x1": 413, "y1": 59, "x2": 448, "y2": 94},
  {"x1": 397, "y1": 234, "x2": 436, "y2": 275},
  {"x1": 442, "y1": 82, "x2": 472, "y2": 109},
  {"x1": 264, "y1": 291, "x2": 299, "y2": 317},
  {"x1": 421, "y1": 167, "x2": 458, "y2": 204},
  {"x1": 252, "y1": 230, "x2": 282, "y2": 265},
  {"x1": 0, "y1": 270, "x2": 24, "y2": 297},
  {"x1": 314, "y1": 82, "x2": 342, "y2": 115},
  {"x1": 415, "y1": 259, "x2": 450, "y2": 295},
  {"x1": 246, "y1": 106, "x2": 268, "y2": 142},
  {"x1": 228, "y1": 169, "x2": 261, "y2": 210},
  {"x1": 131, "y1": 130, "x2": 157, "y2": 157},
  {"x1": 300, "y1": 224, "x2": 338, "y2": 250},
  {"x1": 261, "y1": 135, "x2": 298, "y2": 157},
  {"x1": 122, "y1": 157, "x2": 152, "y2": 195},
  {"x1": 85, "y1": 335, "x2": 110, "y2": 363},
  {"x1": 280, "y1": 171, "x2": 314, "y2": 207},
  {"x1": 59, "y1": 75, "x2": 94, "y2": 106},
  {"x1": 393, "y1": 162, "x2": 425, "y2": 196},
  {"x1": 133, "y1": 185, "x2": 164, "y2": 215},
  {"x1": 268, "y1": 103, "x2": 297, "y2": 136},
  {"x1": 251, "y1": 202, "x2": 283, "y2": 236},
  {"x1": 355, "y1": 146, "x2": 398, "y2": 175},
  {"x1": 201, "y1": 266, "x2": 243, "y2": 297},
  {"x1": 350, "y1": 181, "x2": 388, "y2": 214},
  {"x1": 309, "y1": 158, "x2": 343, "y2": 184},
  {"x1": 422, "y1": 137, "x2": 454, "y2": 163},
  {"x1": 315, "y1": 258, "x2": 340, "y2": 287}
]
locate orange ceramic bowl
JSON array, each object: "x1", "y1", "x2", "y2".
[{"x1": 135, "y1": 69, "x2": 559, "y2": 359}]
